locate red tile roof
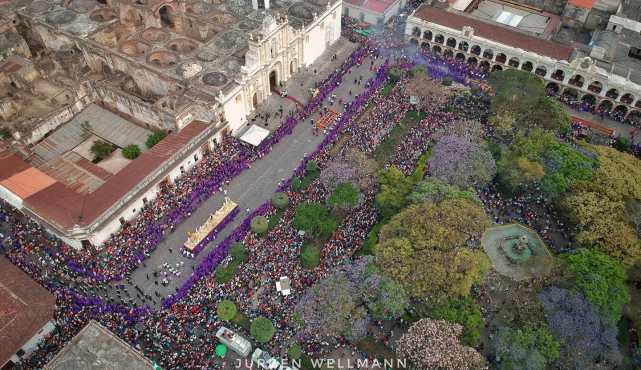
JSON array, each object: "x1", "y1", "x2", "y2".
[
  {"x1": 0, "y1": 257, "x2": 56, "y2": 366},
  {"x1": 0, "y1": 152, "x2": 31, "y2": 181},
  {"x1": 568, "y1": 0, "x2": 596, "y2": 9},
  {"x1": 413, "y1": 5, "x2": 574, "y2": 61},
  {"x1": 364, "y1": 0, "x2": 396, "y2": 13},
  {"x1": 24, "y1": 122, "x2": 209, "y2": 230},
  {"x1": 0, "y1": 168, "x2": 56, "y2": 199},
  {"x1": 344, "y1": 0, "x2": 396, "y2": 13}
]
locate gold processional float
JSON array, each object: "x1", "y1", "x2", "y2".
[{"x1": 183, "y1": 197, "x2": 238, "y2": 251}]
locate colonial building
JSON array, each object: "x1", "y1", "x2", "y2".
[
  {"x1": 0, "y1": 257, "x2": 56, "y2": 369},
  {"x1": 0, "y1": 0, "x2": 342, "y2": 248},
  {"x1": 342, "y1": 0, "x2": 406, "y2": 26},
  {"x1": 405, "y1": 2, "x2": 641, "y2": 125}
]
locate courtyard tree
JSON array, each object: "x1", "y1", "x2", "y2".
[
  {"x1": 564, "y1": 248, "x2": 630, "y2": 322},
  {"x1": 396, "y1": 319, "x2": 486, "y2": 370},
  {"x1": 538, "y1": 287, "x2": 622, "y2": 369},
  {"x1": 250, "y1": 317, "x2": 275, "y2": 343},
  {"x1": 122, "y1": 144, "x2": 141, "y2": 160},
  {"x1": 293, "y1": 203, "x2": 338, "y2": 239},
  {"x1": 216, "y1": 300, "x2": 237, "y2": 321},
  {"x1": 374, "y1": 198, "x2": 491, "y2": 301},
  {"x1": 146, "y1": 130, "x2": 167, "y2": 148},
  {"x1": 428, "y1": 135, "x2": 496, "y2": 188},
  {"x1": 495, "y1": 323, "x2": 560, "y2": 370},
  {"x1": 90, "y1": 140, "x2": 115, "y2": 162}
]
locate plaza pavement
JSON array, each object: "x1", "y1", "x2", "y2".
[{"x1": 115, "y1": 38, "x2": 385, "y2": 307}]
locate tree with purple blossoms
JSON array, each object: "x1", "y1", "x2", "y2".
[
  {"x1": 428, "y1": 135, "x2": 496, "y2": 188},
  {"x1": 319, "y1": 153, "x2": 377, "y2": 192},
  {"x1": 294, "y1": 257, "x2": 371, "y2": 340},
  {"x1": 396, "y1": 318, "x2": 486, "y2": 370},
  {"x1": 294, "y1": 257, "x2": 407, "y2": 340},
  {"x1": 538, "y1": 287, "x2": 622, "y2": 369}
]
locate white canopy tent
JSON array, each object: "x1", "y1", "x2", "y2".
[{"x1": 240, "y1": 124, "x2": 270, "y2": 146}]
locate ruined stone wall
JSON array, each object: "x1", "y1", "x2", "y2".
[
  {"x1": 29, "y1": 23, "x2": 77, "y2": 51},
  {"x1": 91, "y1": 81, "x2": 176, "y2": 131},
  {"x1": 81, "y1": 43, "x2": 179, "y2": 96}
]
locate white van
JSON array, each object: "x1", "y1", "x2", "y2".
[{"x1": 216, "y1": 327, "x2": 252, "y2": 357}]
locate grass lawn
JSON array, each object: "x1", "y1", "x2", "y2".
[{"x1": 373, "y1": 110, "x2": 427, "y2": 164}]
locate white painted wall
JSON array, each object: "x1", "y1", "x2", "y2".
[
  {"x1": 88, "y1": 145, "x2": 205, "y2": 246},
  {"x1": 303, "y1": 6, "x2": 342, "y2": 66},
  {"x1": 0, "y1": 185, "x2": 23, "y2": 210},
  {"x1": 223, "y1": 89, "x2": 248, "y2": 133},
  {"x1": 344, "y1": 4, "x2": 391, "y2": 25}
]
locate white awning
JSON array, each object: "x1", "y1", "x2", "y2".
[{"x1": 240, "y1": 125, "x2": 270, "y2": 146}]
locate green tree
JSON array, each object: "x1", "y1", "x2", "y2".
[
  {"x1": 291, "y1": 177, "x2": 303, "y2": 192},
  {"x1": 488, "y1": 69, "x2": 570, "y2": 135},
  {"x1": 488, "y1": 69, "x2": 545, "y2": 109},
  {"x1": 565, "y1": 249, "x2": 630, "y2": 322},
  {"x1": 288, "y1": 343, "x2": 302, "y2": 360},
  {"x1": 250, "y1": 317, "x2": 275, "y2": 343},
  {"x1": 374, "y1": 198, "x2": 491, "y2": 301},
  {"x1": 90, "y1": 140, "x2": 115, "y2": 162},
  {"x1": 215, "y1": 263, "x2": 237, "y2": 283},
  {"x1": 300, "y1": 243, "x2": 321, "y2": 268},
  {"x1": 271, "y1": 192, "x2": 289, "y2": 209},
  {"x1": 375, "y1": 166, "x2": 413, "y2": 220},
  {"x1": 250, "y1": 216, "x2": 269, "y2": 234},
  {"x1": 497, "y1": 129, "x2": 595, "y2": 195},
  {"x1": 425, "y1": 297, "x2": 484, "y2": 346},
  {"x1": 365, "y1": 276, "x2": 409, "y2": 320},
  {"x1": 379, "y1": 198, "x2": 490, "y2": 251},
  {"x1": 495, "y1": 323, "x2": 560, "y2": 370},
  {"x1": 293, "y1": 203, "x2": 338, "y2": 238},
  {"x1": 229, "y1": 242, "x2": 247, "y2": 263},
  {"x1": 217, "y1": 300, "x2": 237, "y2": 321},
  {"x1": 408, "y1": 177, "x2": 478, "y2": 205},
  {"x1": 305, "y1": 160, "x2": 319, "y2": 177},
  {"x1": 146, "y1": 131, "x2": 167, "y2": 149},
  {"x1": 328, "y1": 182, "x2": 360, "y2": 210},
  {"x1": 0, "y1": 127, "x2": 11, "y2": 139},
  {"x1": 561, "y1": 145, "x2": 641, "y2": 266},
  {"x1": 122, "y1": 144, "x2": 141, "y2": 160}
]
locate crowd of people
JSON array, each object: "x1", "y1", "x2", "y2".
[
  {"x1": 8, "y1": 40, "x2": 391, "y2": 369},
  {"x1": 8, "y1": 14, "x2": 640, "y2": 370}
]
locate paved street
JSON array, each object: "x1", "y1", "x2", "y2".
[
  {"x1": 564, "y1": 106, "x2": 640, "y2": 144},
  {"x1": 116, "y1": 39, "x2": 384, "y2": 307}
]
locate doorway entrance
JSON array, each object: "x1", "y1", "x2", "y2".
[
  {"x1": 269, "y1": 70, "x2": 277, "y2": 91},
  {"x1": 159, "y1": 6, "x2": 174, "y2": 28},
  {"x1": 252, "y1": 93, "x2": 258, "y2": 109}
]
